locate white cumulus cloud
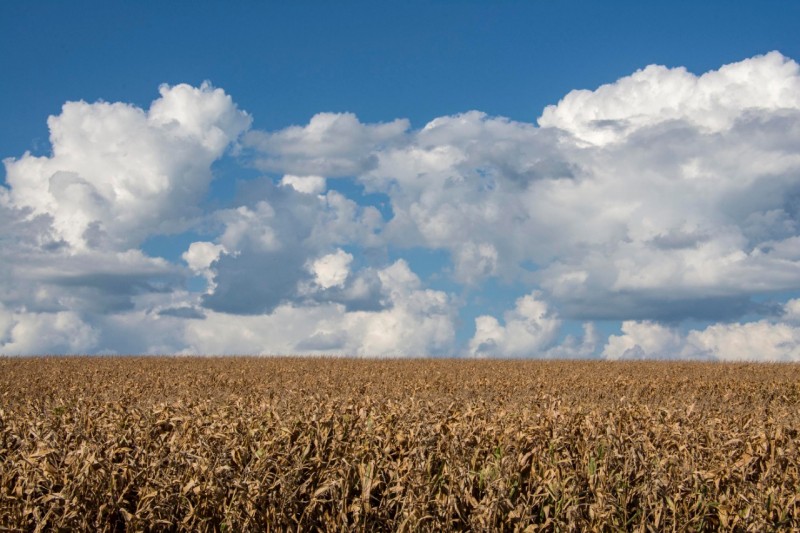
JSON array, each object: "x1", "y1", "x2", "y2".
[
  {"x1": 602, "y1": 321, "x2": 685, "y2": 360},
  {"x1": 310, "y1": 249, "x2": 353, "y2": 289},
  {"x1": 280, "y1": 174, "x2": 327, "y2": 194},
  {"x1": 469, "y1": 292, "x2": 562, "y2": 357},
  {"x1": 684, "y1": 321, "x2": 800, "y2": 362},
  {"x1": 0, "y1": 305, "x2": 98, "y2": 355},
  {"x1": 602, "y1": 299, "x2": 800, "y2": 361},
  {"x1": 246, "y1": 112, "x2": 409, "y2": 177},
  {"x1": 299, "y1": 51, "x2": 800, "y2": 322},
  {"x1": 539, "y1": 51, "x2": 800, "y2": 145},
  {"x1": 3, "y1": 82, "x2": 251, "y2": 250}
]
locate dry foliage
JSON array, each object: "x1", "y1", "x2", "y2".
[{"x1": 1, "y1": 357, "x2": 799, "y2": 531}]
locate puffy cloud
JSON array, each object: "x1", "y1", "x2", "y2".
[
  {"x1": 469, "y1": 291, "x2": 599, "y2": 358},
  {"x1": 469, "y1": 292, "x2": 562, "y2": 357},
  {"x1": 0, "y1": 305, "x2": 98, "y2": 355},
  {"x1": 602, "y1": 299, "x2": 800, "y2": 361},
  {"x1": 539, "y1": 51, "x2": 800, "y2": 145},
  {"x1": 534, "y1": 104, "x2": 800, "y2": 319},
  {"x1": 0, "y1": 83, "x2": 250, "y2": 354},
  {"x1": 336, "y1": 261, "x2": 453, "y2": 355},
  {"x1": 3, "y1": 82, "x2": 251, "y2": 250},
  {"x1": 309, "y1": 249, "x2": 353, "y2": 289},
  {"x1": 91, "y1": 306, "x2": 196, "y2": 355},
  {"x1": 183, "y1": 241, "x2": 227, "y2": 293},
  {"x1": 684, "y1": 321, "x2": 800, "y2": 362},
  {"x1": 199, "y1": 179, "x2": 384, "y2": 315},
  {"x1": 319, "y1": 52, "x2": 800, "y2": 322},
  {"x1": 202, "y1": 245, "x2": 306, "y2": 315},
  {"x1": 157, "y1": 306, "x2": 206, "y2": 320},
  {"x1": 246, "y1": 112, "x2": 409, "y2": 176},
  {"x1": 280, "y1": 174, "x2": 327, "y2": 195},
  {"x1": 783, "y1": 298, "x2": 800, "y2": 322},
  {"x1": 183, "y1": 241, "x2": 227, "y2": 272},
  {"x1": 544, "y1": 323, "x2": 599, "y2": 360},
  {"x1": 602, "y1": 321, "x2": 685, "y2": 360},
  {"x1": 454, "y1": 242, "x2": 498, "y2": 285}
]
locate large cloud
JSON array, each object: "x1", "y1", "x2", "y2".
[
  {"x1": 0, "y1": 83, "x2": 250, "y2": 353},
  {"x1": 275, "y1": 51, "x2": 800, "y2": 322},
  {"x1": 3, "y1": 82, "x2": 251, "y2": 250}
]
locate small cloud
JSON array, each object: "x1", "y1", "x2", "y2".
[
  {"x1": 183, "y1": 242, "x2": 227, "y2": 272},
  {"x1": 309, "y1": 249, "x2": 353, "y2": 290},
  {"x1": 280, "y1": 174, "x2": 327, "y2": 195},
  {"x1": 246, "y1": 112, "x2": 408, "y2": 177}
]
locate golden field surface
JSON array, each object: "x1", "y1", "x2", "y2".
[{"x1": 1, "y1": 358, "x2": 799, "y2": 531}]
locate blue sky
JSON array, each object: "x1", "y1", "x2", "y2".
[
  {"x1": 2, "y1": 1, "x2": 800, "y2": 358},
  {"x1": 4, "y1": 1, "x2": 798, "y2": 154}
]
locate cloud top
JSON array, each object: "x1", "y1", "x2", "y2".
[{"x1": 539, "y1": 51, "x2": 800, "y2": 145}]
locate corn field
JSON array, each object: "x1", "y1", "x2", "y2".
[{"x1": 1, "y1": 357, "x2": 799, "y2": 531}]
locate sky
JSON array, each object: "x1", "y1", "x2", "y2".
[{"x1": 2, "y1": 1, "x2": 800, "y2": 359}]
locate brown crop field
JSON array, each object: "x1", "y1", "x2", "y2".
[{"x1": 1, "y1": 357, "x2": 799, "y2": 531}]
